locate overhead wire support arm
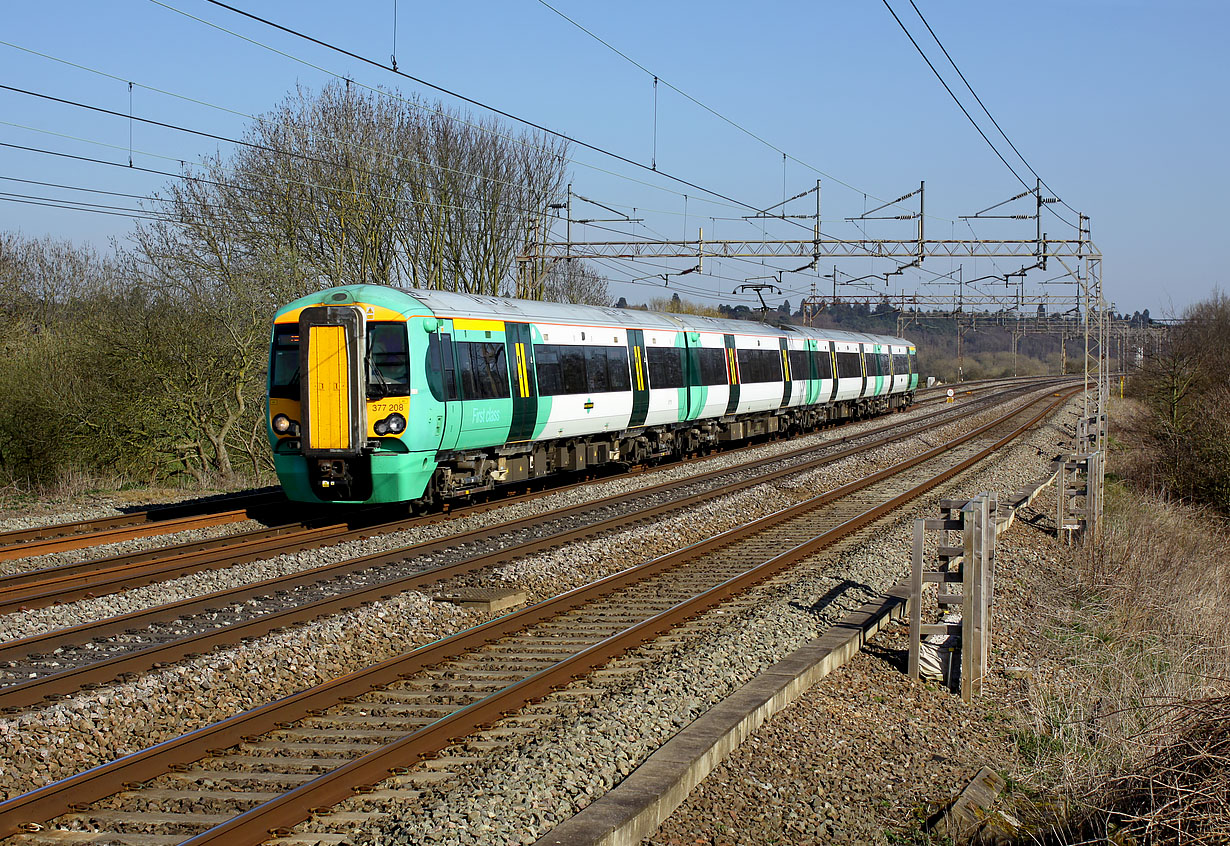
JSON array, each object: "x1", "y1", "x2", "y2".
[
  {"x1": 961, "y1": 189, "x2": 1033, "y2": 219},
  {"x1": 846, "y1": 185, "x2": 922, "y2": 220},
  {"x1": 570, "y1": 191, "x2": 637, "y2": 222},
  {"x1": 743, "y1": 183, "x2": 820, "y2": 220}
]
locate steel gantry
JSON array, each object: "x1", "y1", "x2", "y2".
[{"x1": 518, "y1": 222, "x2": 1108, "y2": 529}]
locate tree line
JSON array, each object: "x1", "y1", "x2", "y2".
[{"x1": 0, "y1": 83, "x2": 596, "y2": 492}]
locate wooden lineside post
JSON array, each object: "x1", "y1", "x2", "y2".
[
  {"x1": 1057, "y1": 456, "x2": 1069, "y2": 544},
  {"x1": 983, "y1": 493, "x2": 997, "y2": 678},
  {"x1": 961, "y1": 494, "x2": 994, "y2": 702},
  {"x1": 908, "y1": 517, "x2": 925, "y2": 680},
  {"x1": 1089, "y1": 449, "x2": 1104, "y2": 540},
  {"x1": 908, "y1": 505, "x2": 964, "y2": 682},
  {"x1": 910, "y1": 496, "x2": 998, "y2": 702},
  {"x1": 961, "y1": 498, "x2": 976, "y2": 701},
  {"x1": 1057, "y1": 453, "x2": 1093, "y2": 544}
]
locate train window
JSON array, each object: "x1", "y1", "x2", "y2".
[
  {"x1": 788, "y1": 349, "x2": 810, "y2": 380},
  {"x1": 647, "y1": 346, "x2": 685, "y2": 389},
  {"x1": 736, "y1": 348, "x2": 783, "y2": 383},
  {"x1": 426, "y1": 335, "x2": 443, "y2": 401},
  {"x1": 812, "y1": 348, "x2": 833, "y2": 381},
  {"x1": 269, "y1": 325, "x2": 300, "y2": 399},
  {"x1": 836, "y1": 351, "x2": 862, "y2": 379},
  {"x1": 534, "y1": 344, "x2": 563, "y2": 396},
  {"x1": 892, "y1": 353, "x2": 909, "y2": 376},
  {"x1": 607, "y1": 346, "x2": 631, "y2": 391},
  {"x1": 698, "y1": 348, "x2": 727, "y2": 385},
  {"x1": 585, "y1": 347, "x2": 609, "y2": 393},
  {"x1": 441, "y1": 334, "x2": 459, "y2": 400},
  {"x1": 457, "y1": 341, "x2": 510, "y2": 400},
  {"x1": 878, "y1": 352, "x2": 891, "y2": 376},
  {"x1": 366, "y1": 322, "x2": 410, "y2": 399},
  {"x1": 535, "y1": 344, "x2": 631, "y2": 395},
  {"x1": 560, "y1": 346, "x2": 586, "y2": 394}
]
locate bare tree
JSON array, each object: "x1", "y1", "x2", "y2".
[
  {"x1": 541, "y1": 259, "x2": 610, "y2": 306},
  {"x1": 214, "y1": 82, "x2": 569, "y2": 294}
]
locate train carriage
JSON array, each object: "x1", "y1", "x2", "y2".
[{"x1": 267, "y1": 285, "x2": 917, "y2": 506}]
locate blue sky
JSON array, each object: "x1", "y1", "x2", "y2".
[{"x1": 2, "y1": 1, "x2": 1225, "y2": 315}]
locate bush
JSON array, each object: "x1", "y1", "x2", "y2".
[{"x1": 1128, "y1": 292, "x2": 1230, "y2": 514}]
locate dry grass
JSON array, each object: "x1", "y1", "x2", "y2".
[{"x1": 1004, "y1": 484, "x2": 1230, "y2": 844}]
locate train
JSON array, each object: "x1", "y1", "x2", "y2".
[{"x1": 266, "y1": 284, "x2": 918, "y2": 505}]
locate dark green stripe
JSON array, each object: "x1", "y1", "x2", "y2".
[
  {"x1": 629, "y1": 329, "x2": 649, "y2": 427},
  {"x1": 724, "y1": 334, "x2": 740, "y2": 415}
]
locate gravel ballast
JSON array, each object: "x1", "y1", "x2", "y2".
[
  {"x1": 322, "y1": 397, "x2": 1082, "y2": 845},
  {"x1": 0, "y1": 387, "x2": 1077, "y2": 833}
]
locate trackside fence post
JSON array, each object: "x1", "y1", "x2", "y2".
[
  {"x1": 908, "y1": 494, "x2": 996, "y2": 702},
  {"x1": 1057, "y1": 451, "x2": 1103, "y2": 543}
]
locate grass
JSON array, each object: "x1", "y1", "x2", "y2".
[{"x1": 999, "y1": 478, "x2": 1230, "y2": 844}]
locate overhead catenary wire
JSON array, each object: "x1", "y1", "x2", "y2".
[
  {"x1": 0, "y1": 38, "x2": 591, "y2": 210},
  {"x1": 135, "y1": 2, "x2": 751, "y2": 221},
  {"x1": 2, "y1": 6, "x2": 1083, "y2": 310},
  {"x1": 187, "y1": 0, "x2": 810, "y2": 228},
  {"x1": 0, "y1": 90, "x2": 591, "y2": 224},
  {"x1": 878, "y1": 0, "x2": 1078, "y2": 230},
  {"x1": 0, "y1": 193, "x2": 169, "y2": 222},
  {"x1": 903, "y1": 0, "x2": 1081, "y2": 223},
  {"x1": 532, "y1": 0, "x2": 953, "y2": 224}
]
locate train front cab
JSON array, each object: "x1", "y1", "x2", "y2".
[{"x1": 267, "y1": 292, "x2": 442, "y2": 505}]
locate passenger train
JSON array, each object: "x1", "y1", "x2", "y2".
[{"x1": 267, "y1": 285, "x2": 918, "y2": 505}]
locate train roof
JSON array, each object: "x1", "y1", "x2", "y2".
[{"x1": 395, "y1": 287, "x2": 914, "y2": 348}]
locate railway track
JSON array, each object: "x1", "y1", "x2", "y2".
[
  {"x1": 0, "y1": 380, "x2": 1062, "y2": 711},
  {"x1": 0, "y1": 374, "x2": 1042, "y2": 565},
  {"x1": 0, "y1": 375, "x2": 1060, "y2": 618},
  {"x1": 0, "y1": 491, "x2": 297, "y2": 564},
  {"x1": 0, "y1": 384, "x2": 1077, "y2": 844}
]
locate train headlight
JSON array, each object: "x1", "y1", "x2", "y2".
[
  {"x1": 272, "y1": 414, "x2": 294, "y2": 435},
  {"x1": 374, "y1": 418, "x2": 390, "y2": 436},
  {"x1": 385, "y1": 413, "x2": 406, "y2": 435}
]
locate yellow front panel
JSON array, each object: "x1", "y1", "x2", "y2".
[{"x1": 308, "y1": 325, "x2": 350, "y2": 450}]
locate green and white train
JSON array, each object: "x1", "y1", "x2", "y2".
[{"x1": 267, "y1": 284, "x2": 918, "y2": 505}]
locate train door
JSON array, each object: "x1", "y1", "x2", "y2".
[
  {"x1": 505, "y1": 322, "x2": 538, "y2": 442},
  {"x1": 723, "y1": 333, "x2": 740, "y2": 415},
  {"x1": 685, "y1": 331, "x2": 705, "y2": 419},
  {"x1": 860, "y1": 344, "x2": 871, "y2": 398},
  {"x1": 826, "y1": 343, "x2": 839, "y2": 403},
  {"x1": 779, "y1": 337, "x2": 791, "y2": 408},
  {"x1": 627, "y1": 329, "x2": 649, "y2": 428},
  {"x1": 426, "y1": 322, "x2": 462, "y2": 452}
]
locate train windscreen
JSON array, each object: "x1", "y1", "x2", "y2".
[{"x1": 269, "y1": 325, "x2": 300, "y2": 399}]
